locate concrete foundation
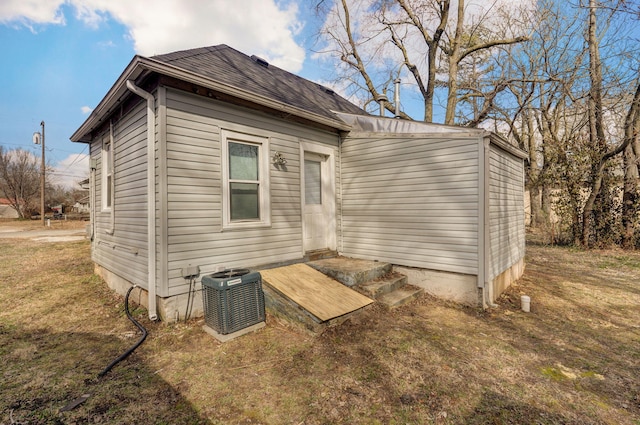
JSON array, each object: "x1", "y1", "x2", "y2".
[
  {"x1": 394, "y1": 266, "x2": 478, "y2": 306},
  {"x1": 395, "y1": 258, "x2": 525, "y2": 308},
  {"x1": 95, "y1": 256, "x2": 526, "y2": 322},
  {"x1": 94, "y1": 264, "x2": 204, "y2": 323},
  {"x1": 485, "y1": 258, "x2": 525, "y2": 307}
]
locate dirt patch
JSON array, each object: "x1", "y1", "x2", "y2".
[{"x1": 1, "y1": 235, "x2": 639, "y2": 424}]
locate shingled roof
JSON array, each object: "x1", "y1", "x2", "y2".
[
  {"x1": 151, "y1": 44, "x2": 365, "y2": 122},
  {"x1": 71, "y1": 44, "x2": 367, "y2": 143}
]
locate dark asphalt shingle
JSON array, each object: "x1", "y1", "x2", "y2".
[{"x1": 151, "y1": 45, "x2": 366, "y2": 123}]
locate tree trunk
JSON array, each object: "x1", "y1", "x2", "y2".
[
  {"x1": 621, "y1": 85, "x2": 640, "y2": 248},
  {"x1": 396, "y1": 0, "x2": 449, "y2": 122},
  {"x1": 582, "y1": 0, "x2": 607, "y2": 247},
  {"x1": 444, "y1": 0, "x2": 464, "y2": 125},
  {"x1": 622, "y1": 142, "x2": 638, "y2": 248},
  {"x1": 528, "y1": 187, "x2": 541, "y2": 226}
]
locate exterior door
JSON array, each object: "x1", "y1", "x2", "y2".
[{"x1": 301, "y1": 144, "x2": 336, "y2": 252}]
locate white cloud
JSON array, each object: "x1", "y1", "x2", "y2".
[
  {"x1": 51, "y1": 153, "x2": 90, "y2": 189},
  {"x1": 72, "y1": 2, "x2": 106, "y2": 29},
  {"x1": 80, "y1": 105, "x2": 93, "y2": 114},
  {"x1": 93, "y1": 0, "x2": 305, "y2": 72},
  {"x1": 0, "y1": 0, "x2": 66, "y2": 30},
  {"x1": 1, "y1": 0, "x2": 306, "y2": 72}
]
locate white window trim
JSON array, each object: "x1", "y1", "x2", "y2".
[
  {"x1": 101, "y1": 129, "x2": 114, "y2": 213},
  {"x1": 101, "y1": 124, "x2": 115, "y2": 235},
  {"x1": 221, "y1": 129, "x2": 271, "y2": 230}
]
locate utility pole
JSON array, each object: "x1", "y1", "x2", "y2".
[{"x1": 33, "y1": 121, "x2": 45, "y2": 226}]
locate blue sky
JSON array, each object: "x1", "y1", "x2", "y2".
[
  {"x1": 1, "y1": 5, "x2": 134, "y2": 187},
  {"x1": 0, "y1": 1, "x2": 343, "y2": 188}
]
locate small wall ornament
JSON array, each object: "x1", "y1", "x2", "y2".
[{"x1": 272, "y1": 151, "x2": 287, "y2": 166}]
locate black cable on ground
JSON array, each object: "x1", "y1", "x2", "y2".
[
  {"x1": 185, "y1": 276, "x2": 196, "y2": 322},
  {"x1": 98, "y1": 286, "x2": 148, "y2": 378}
]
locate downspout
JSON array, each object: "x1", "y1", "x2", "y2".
[
  {"x1": 478, "y1": 136, "x2": 493, "y2": 307},
  {"x1": 125, "y1": 80, "x2": 158, "y2": 321},
  {"x1": 89, "y1": 159, "x2": 96, "y2": 241},
  {"x1": 338, "y1": 134, "x2": 344, "y2": 256},
  {"x1": 106, "y1": 122, "x2": 115, "y2": 235}
]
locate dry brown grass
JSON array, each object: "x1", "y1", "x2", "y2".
[{"x1": 1, "y1": 221, "x2": 639, "y2": 424}]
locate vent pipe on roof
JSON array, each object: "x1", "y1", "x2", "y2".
[
  {"x1": 376, "y1": 94, "x2": 388, "y2": 117},
  {"x1": 394, "y1": 78, "x2": 401, "y2": 118}
]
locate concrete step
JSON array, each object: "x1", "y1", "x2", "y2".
[
  {"x1": 357, "y1": 273, "x2": 408, "y2": 298},
  {"x1": 377, "y1": 286, "x2": 424, "y2": 309},
  {"x1": 307, "y1": 258, "x2": 392, "y2": 287},
  {"x1": 305, "y1": 249, "x2": 338, "y2": 261}
]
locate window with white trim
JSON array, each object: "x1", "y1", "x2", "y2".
[
  {"x1": 102, "y1": 136, "x2": 113, "y2": 211},
  {"x1": 221, "y1": 130, "x2": 270, "y2": 229}
]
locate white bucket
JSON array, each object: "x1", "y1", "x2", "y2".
[{"x1": 521, "y1": 295, "x2": 531, "y2": 313}]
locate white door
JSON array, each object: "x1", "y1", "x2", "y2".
[{"x1": 302, "y1": 147, "x2": 335, "y2": 252}]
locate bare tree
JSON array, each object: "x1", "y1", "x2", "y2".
[
  {"x1": 0, "y1": 147, "x2": 42, "y2": 218},
  {"x1": 492, "y1": 0, "x2": 640, "y2": 247},
  {"x1": 621, "y1": 83, "x2": 640, "y2": 247},
  {"x1": 317, "y1": 0, "x2": 640, "y2": 247},
  {"x1": 581, "y1": 0, "x2": 640, "y2": 247},
  {"x1": 387, "y1": 0, "x2": 450, "y2": 121},
  {"x1": 493, "y1": 0, "x2": 586, "y2": 232},
  {"x1": 441, "y1": 0, "x2": 528, "y2": 125},
  {"x1": 316, "y1": 0, "x2": 529, "y2": 124}
]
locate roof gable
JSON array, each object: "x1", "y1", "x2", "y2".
[{"x1": 150, "y1": 45, "x2": 365, "y2": 122}]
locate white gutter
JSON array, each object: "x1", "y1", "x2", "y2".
[{"x1": 125, "y1": 80, "x2": 158, "y2": 321}]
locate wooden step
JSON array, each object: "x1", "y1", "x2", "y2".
[
  {"x1": 377, "y1": 286, "x2": 424, "y2": 309},
  {"x1": 357, "y1": 273, "x2": 407, "y2": 298}
]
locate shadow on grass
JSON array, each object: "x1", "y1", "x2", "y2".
[
  {"x1": 463, "y1": 390, "x2": 572, "y2": 424},
  {"x1": 0, "y1": 322, "x2": 211, "y2": 425}
]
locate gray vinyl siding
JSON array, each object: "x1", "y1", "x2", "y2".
[
  {"x1": 488, "y1": 144, "x2": 525, "y2": 280},
  {"x1": 341, "y1": 135, "x2": 480, "y2": 275},
  {"x1": 92, "y1": 101, "x2": 150, "y2": 287},
  {"x1": 163, "y1": 88, "x2": 340, "y2": 296}
]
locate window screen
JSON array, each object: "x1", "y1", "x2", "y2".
[
  {"x1": 305, "y1": 159, "x2": 321, "y2": 205},
  {"x1": 229, "y1": 142, "x2": 260, "y2": 220}
]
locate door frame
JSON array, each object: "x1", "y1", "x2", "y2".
[{"x1": 299, "y1": 141, "x2": 337, "y2": 253}]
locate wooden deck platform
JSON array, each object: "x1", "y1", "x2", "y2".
[{"x1": 260, "y1": 263, "x2": 373, "y2": 323}]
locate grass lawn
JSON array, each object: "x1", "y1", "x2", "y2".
[{"x1": 1, "y1": 223, "x2": 639, "y2": 424}]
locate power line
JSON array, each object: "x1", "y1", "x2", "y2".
[{"x1": 58, "y1": 144, "x2": 88, "y2": 172}]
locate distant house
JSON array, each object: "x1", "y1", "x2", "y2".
[
  {"x1": 71, "y1": 45, "x2": 526, "y2": 322},
  {"x1": 0, "y1": 198, "x2": 19, "y2": 219},
  {"x1": 78, "y1": 177, "x2": 90, "y2": 190},
  {"x1": 72, "y1": 178, "x2": 91, "y2": 214},
  {"x1": 72, "y1": 196, "x2": 90, "y2": 214}
]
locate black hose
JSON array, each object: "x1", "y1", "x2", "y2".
[
  {"x1": 185, "y1": 276, "x2": 196, "y2": 322},
  {"x1": 98, "y1": 286, "x2": 148, "y2": 378}
]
